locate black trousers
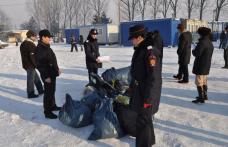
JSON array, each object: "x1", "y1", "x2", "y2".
[
  {"x1": 130, "y1": 83, "x2": 155, "y2": 147},
  {"x1": 178, "y1": 64, "x2": 189, "y2": 81},
  {"x1": 42, "y1": 77, "x2": 57, "y2": 113},
  {"x1": 88, "y1": 68, "x2": 98, "y2": 83},
  {"x1": 224, "y1": 49, "x2": 228, "y2": 67},
  {"x1": 79, "y1": 44, "x2": 84, "y2": 51},
  {"x1": 26, "y1": 69, "x2": 43, "y2": 94},
  {"x1": 71, "y1": 44, "x2": 78, "y2": 52}
]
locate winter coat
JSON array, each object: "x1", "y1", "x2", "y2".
[
  {"x1": 20, "y1": 38, "x2": 36, "y2": 70},
  {"x1": 84, "y1": 35, "x2": 102, "y2": 69},
  {"x1": 79, "y1": 36, "x2": 84, "y2": 45},
  {"x1": 35, "y1": 41, "x2": 59, "y2": 80},
  {"x1": 192, "y1": 36, "x2": 214, "y2": 75},
  {"x1": 177, "y1": 31, "x2": 192, "y2": 65},
  {"x1": 129, "y1": 39, "x2": 162, "y2": 115}
]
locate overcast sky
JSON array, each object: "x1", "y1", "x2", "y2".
[{"x1": 0, "y1": 0, "x2": 29, "y2": 28}]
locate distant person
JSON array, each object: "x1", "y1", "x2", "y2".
[
  {"x1": 221, "y1": 26, "x2": 228, "y2": 69},
  {"x1": 84, "y1": 29, "x2": 102, "y2": 85},
  {"x1": 70, "y1": 35, "x2": 78, "y2": 52},
  {"x1": 152, "y1": 30, "x2": 164, "y2": 66},
  {"x1": 192, "y1": 27, "x2": 214, "y2": 103},
  {"x1": 20, "y1": 30, "x2": 44, "y2": 98},
  {"x1": 173, "y1": 24, "x2": 192, "y2": 83},
  {"x1": 16, "y1": 38, "x2": 19, "y2": 46},
  {"x1": 35, "y1": 29, "x2": 61, "y2": 119},
  {"x1": 219, "y1": 30, "x2": 226, "y2": 49},
  {"x1": 79, "y1": 35, "x2": 84, "y2": 51}
]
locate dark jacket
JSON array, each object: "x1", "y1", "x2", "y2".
[
  {"x1": 79, "y1": 36, "x2": 84, "y2": 45},
  {"x1": 35, "y1": 41, "x2": 59, "y2": 80},
  {"x1": 20, "y1": 39, "x2": 36, "y2": 70},
  {"x1": 129, "y1": 40, "x2": 162, "y2": 114},
  {"x1": 71, "y1": 37, "x2": 76, "y2": 45},
  {"x1": 177, "y1": 31, "x2": 192, "y2": 65},
  {"x1": 84, "y1": 35, "x2": 102, "y2": 69},
  {"x1": 192, "y1": 36, "x2": 214, "y2": 75}
]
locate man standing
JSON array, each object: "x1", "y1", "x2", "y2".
[
  {"x1": 35, "y1": 29, "x2": 61, "y2": 119},
  {"x1": 221, "y1": 26, "x2": 228, "y2": 68},
  {"x1": 173, "y1": 24, "x2": 192, "y2": 83},
  {"x1": 84, "y1": 29, "x2": 102, "y2": 84},
  {"x1": 128, "y1": 24, "x2": 162, "y2": 147},
  {"x1": 79, "y1": 35, "x2": 84, "y2": 51},
  {"x1": 20, "y1": 30, "x2": 44, "y2": 98},
  {"x1": 70, "y1": 35, "x2": 78, "y2": 52},
  {"x1": 192, "y1": 27, "x2": 214, "y2": 103}
]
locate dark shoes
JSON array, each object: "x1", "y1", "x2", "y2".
[
  {"x1": 28, "y1": 93, "x2": 39, "y2": 99},
  {"x1": 51, "y1": 105, "x2": 61, "y2": 111},
  {"x1": 45, "y1": 111, "x2": 58, "y2": 119},
  {"x1": 222, "y1": 66, "x2": 228, "y2": 69},
  {"x1": 178, "y1": 80, "x2": 189, "y2": 84},
  {"x1": 173, "y1": 74, "x2": 182, "y2": 80},
  {"x1": 192, "y1": 98, "x2": 205, "y2": 103},
  {"x1": 192, "y1": 86, "x2": 207, "y2": 104}
]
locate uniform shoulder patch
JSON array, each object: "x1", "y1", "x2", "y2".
[
  {"x1": 86, "y1": 40, "x2": 89, "y2": 43},
  {"x1": 147, "y1": 45, "x2": 153, "y2": 50}
]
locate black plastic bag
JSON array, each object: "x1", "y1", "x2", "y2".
[
  {"x1": 59, "y1": 94, "x2": 92, "y2": 128},
  {"x1": 88, "y1": 98, "x2": 125, "y2": 140},
  {"x1": 81, "y1": 91, "x2": 104, "y2": 112},
  {"x1": 115, "y1": 104, "x2": 137, "y2": 137},
  {"x1": 102, "y1": 66, "x2": 131, "y2": 86}
]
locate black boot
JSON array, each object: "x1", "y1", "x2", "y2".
[
  {"x1": 44, "y1": 111, "x2": 57, "y2": 119},
  {"x1": 203, "y1": 85, "x2": 208, "y2": 100},
  {"x1": 51, "y1": 105, "x2": 61, "y2": 111},
  {"x1": 28, "y1": 92, "x2": 39, "y2": 98},
  {"x1": 173, "y1": 74, "x2": 182, "y2": 80},
  {"x1": 192, "y1": 86, "x2": 205, "y2": 104}
]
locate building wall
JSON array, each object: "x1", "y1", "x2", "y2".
[{"x1": 120, "y1": 18, "x2": 180, "y2": 47}]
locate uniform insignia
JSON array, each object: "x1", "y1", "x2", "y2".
[
  {"x1": 86, "y1": 40, "x2": 89, "y2": 42},
  {"x1": 149, "y1": 55, "x2": 156, "y2": 67},
  {"x1": 147, "y1": 46, "x2": 153, "y2": 50}
]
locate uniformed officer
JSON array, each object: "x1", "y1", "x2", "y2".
[
  {"x1": 84, "y1": 29, "x2": 102, "y2": 85},
  {"x1": 128, "y1": 24, "x2": 162, "y2": 147},
  {"x1": 70, "y1": 35, "x2": 78, "y2": 52},
  {"x1": 35, "y1": 29, "x2": 61, "y2": 119}
]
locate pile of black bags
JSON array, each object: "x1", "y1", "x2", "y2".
[{"x1": 59, "y1": 66, "x2": 137, "y2": 140}]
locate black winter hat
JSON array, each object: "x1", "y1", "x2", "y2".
[
  {"x1": 197, "y1": 27, "x2": 211, "y2": 37},
  {"x1": 26, "y1": 30, "x2": 36, "y2": 38},
  {"x1": 89, "y1": 29, "x2": 98, "y2": 35},
  {"x1": 128, "y1": 24, "x2": 147, "y2": 40},
  {"x1": 39, "y1": 29, "x2": 53, "y2": 38}
]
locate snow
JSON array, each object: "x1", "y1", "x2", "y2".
[{"x1": 0, "y1": 43, "x2": 228, "y2": 147}]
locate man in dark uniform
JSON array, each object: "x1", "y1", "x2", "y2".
[
  {"x1": 84, "y1": 29, "x2": 102, "y2": 84},
  {"x1": 221, "y1": 26, "x2": 228, "y2": 68},
  {"x1": 70, "y1": 35, "x2": 78, "y2": 52},
  {"x1": 79, "y1": 35, "x2": 84, "y2": 51},
  {"x1": 20, "y1": 30, "x2": 44, "y2": 98},
  {"x1": 173, "y1": 24, "x2": 192, "y2": 83},
  {"x1": 128, "y1": 24, "x2": 162, "y2": 147},
  {"x1": 35, "y1": 29, "x2": 61, "y2": 119}
]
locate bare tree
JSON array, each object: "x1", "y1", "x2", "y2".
[
  {"x1": 27, "y1": 0, "x2": 42, "y2": 30},
  {"x1": 137, "y1": 0, "x2": 150, "y2": 20},
  {"x1": 169, "y1": 0, "x2": 179, "y2": 18},
  {"x1": 186, "y1": 0, "x2": 196, "y2": 19},
  {"x1": 120, "y1": 0, "x2": 139, "y2": 21},
  {"x1": 90, "y1": 0, "x2": 108, "y2": 22},
  {"x1": 74, "y1": 0, "x2": 82, "y2": 27},
  {"x1": 0, "y1": 8, "x2": 11, "y2": 31},
  {"x1": 196, "y1": 0, "x2": 208, "y2": 20},
  {"x1": 161, "y1": 0, "x2": 170, "y2": 18},
  {"x1": 215, "y1": 0, "x2": 228, "y2": 21},
  {"x1": 149, "y1": 0, "x2": 160, "y2": 19},
  {"x1": 81, "y1": 0, "x2": 92, "y2": 26}
]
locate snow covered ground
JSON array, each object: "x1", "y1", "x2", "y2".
[{"x1": 0, "y1": 43, "x2": 227, "y2": 147}]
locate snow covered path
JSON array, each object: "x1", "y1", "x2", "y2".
[{"x1": 0, "y1": 44, "x2": 227, "y2": 147}]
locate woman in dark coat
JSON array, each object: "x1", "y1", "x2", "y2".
[
  {"x1": 192, "y1": 27, "x2": 214, "y2": 104},
  {"x1": 84, "y1": 29, "x2": 102, "y2": 84}
]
